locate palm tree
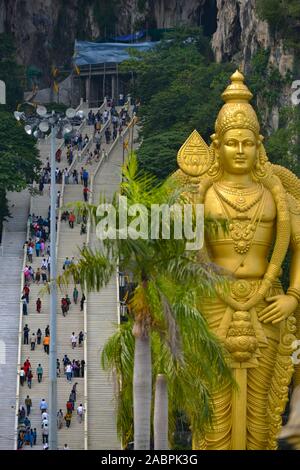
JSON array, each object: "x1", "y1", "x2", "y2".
[
  {"x1": 154, "y1": 374, "x2": 168, "y2": 449},
  {"x1": 101, "y1": 288, "x2": 233, "y2": 450},
  {"x1": 59, "y1": 154, "x2": 231, "y2": 449}
]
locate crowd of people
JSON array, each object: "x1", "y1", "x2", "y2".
[
  {"x1": 17, "y1": 390, "x2": 83, "y2": 449},
  {"x1": 17, "y1": 99, "x2": 134, "y2": 449},
  {"x1": 19, "y1": 207, "x2": 86, "y2": 447}
]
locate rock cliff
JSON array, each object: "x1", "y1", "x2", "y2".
[
  {"x1": 0, "y1": 0, "x2": 294, "y2": 88},
  {"x1": 212, "y1": 0, "x2": 293, "y2": 76}
]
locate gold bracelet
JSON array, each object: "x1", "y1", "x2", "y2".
[{"x1": 287, "y1": 287, "x2": 300, "y2": 303}]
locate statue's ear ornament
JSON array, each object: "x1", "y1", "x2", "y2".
[
  {"x1": 177, "y1": 129, "x2": 213, "y2": 177},
  {"x1": 252, "y1": 142, "x2": 271, "y2": 180}
]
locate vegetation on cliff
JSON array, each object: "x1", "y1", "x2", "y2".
[
  {"x1": 257, "y1": 0, "x2": 300, "y2": 53},
  {"x1": 0, "y1": 33, "x2": 24, "y2": 111},
  {"x1": 122, "y1": 28, "x2": 234, "y2": 179},
  {"x1": 0, "y1": 34, "x2": 40, "y2": 234},
  {"x1": 122, "y1": 28, "x2": 299, "y2": 180}
]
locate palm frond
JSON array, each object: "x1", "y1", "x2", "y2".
[{"x1": 57, "y1": 247, "x2": 115, "y2": 292}]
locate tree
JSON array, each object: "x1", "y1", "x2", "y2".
[
  {"x1": 102, "y1": 302, "x2": 234, "y2": 450},
  {"x1": 0, "y1": 106, "x2": 40, "y2": 234},
  {"x1": 59, "y1": 155, "x2": 232, "y2": 449},
  {"x1": 256, "y1": 0, "x2": 300, "y2": 53},
  {"x1": 153, "y1": 374, "x2": 168, "y2": 449}
]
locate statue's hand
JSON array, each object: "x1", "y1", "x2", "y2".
[{"x1": 260, "y1": 295, "x2": 298, "y2": 324}]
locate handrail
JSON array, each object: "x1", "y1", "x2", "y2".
[
  {"x1": 79, "y1": 114, "x2": 111, "y2": 165},
  {"x1": 0, "y1": 226, "x2": 5, "y2": 256},
  {"x1": 83, "y1": 173, "x2": 94, "y2": 450},
  {"x1": 92, "y1": 116, "x2": 131, "y2": 183},
  {"x1": 14, "y1": 218, "x2": 30, "y2": 449}
]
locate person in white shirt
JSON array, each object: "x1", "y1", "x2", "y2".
[
  {"x1": 41, "y1": 258, "x2": 48, "y2": 270},
  {"x1": 71, "y1": 333, "x2": 77, "y2": 349},
  {"x1": 66, "y1": 363, "x2": 72, "y2": 382},
  {"x1": 20, "y1": 368, "x2": 25, "y2": 386},
  {"x1": 77, "y1": 404, "x2": 85, "y2": 423}
]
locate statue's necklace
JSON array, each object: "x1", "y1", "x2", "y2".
[
  {"x1": 214, "y1": 182, "x2": 263, "y2": 213},
  {"x1": 213, "y1": 183, "x2": 266, "y2": 255}
]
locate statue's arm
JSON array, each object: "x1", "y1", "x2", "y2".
[
  {"x1": 289, "y1": 211, "x2": 300, "y2": 293},
  {"x1": 289, "y1": 210, "x2": 300, "y2": 386},
  {"x1": 260, "y1": 209, "x2": 300, "y2": 325}
]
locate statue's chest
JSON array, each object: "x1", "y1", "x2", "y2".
[{"x1": 204, "y1": 186, "x2": 276, "y2": 223}]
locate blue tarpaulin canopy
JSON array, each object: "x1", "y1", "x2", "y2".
[{"x1": 74, "y1": 40, "x2": 157, "y2": 66}]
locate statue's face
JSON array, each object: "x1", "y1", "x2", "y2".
[{"x1": 219, "y1": 129, "x2": 258, "y2": 175}]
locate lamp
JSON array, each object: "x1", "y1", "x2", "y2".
[{"x1": 13, "y1": 102, "x2": 75, "y2": 450}]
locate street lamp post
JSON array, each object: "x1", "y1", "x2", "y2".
[
  {"x1": 14, "y1": 104, "x2": 80, "y2": 449},
  {"x1": 49, "y1": 124, "x2": 57, "y2": 450}
]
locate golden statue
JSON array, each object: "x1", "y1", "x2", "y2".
[{"x1": 176, "y1": 70, "x2": 300, "y2": 450}]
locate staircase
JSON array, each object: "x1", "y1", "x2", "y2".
[
  {"x1": 10, "y1": 102, "x2": 134, "y2": 450},
  {"x1": 16, "y1": 102, "x2": 96, "y2": 450},
  {"x1": 0, "y1": 190, "x2": 30, "y2": 450},
  {"x1": 53, "y1": 108, "x2": 117, "y2": 449},
  {"x1": 86, "y1": 130, "x2": 132, "y2": 450},
  {"x1": 56, "y1": 183, "x2": 86, "y2": 450}
]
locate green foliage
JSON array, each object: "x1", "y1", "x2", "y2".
[
  {"x1": 256, "y1": 0, "x2": 286, "y2": 31},
  {"x1": 256, "y1": 0, "x2": 300, "y2": 53},
  {"x1": 0, "y1": 33, "x2": 24, "y2": 110},
  {"x1": 247, "y1": 48, "x2": 286, "y2": 110},
  {"x1": 265, "y1": 106, "x2": 300, "y2": 176},
  {"x1": 137, "y1": 129, "x2": 189, "y2": 179},
  {"x1": 0, "y1": 106, "x2": 40, "y2": 225},
  {"x1": 121, "y1": 28, "x2": 234, "y2": 179},
  {"x1": 102, "y1": 306, "x2": 232, "y2": 448}
]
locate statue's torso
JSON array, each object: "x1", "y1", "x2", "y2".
[{"x1": 204, "y1": 183, "x2": 276, "y2": 278}]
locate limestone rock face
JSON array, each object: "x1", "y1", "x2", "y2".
[
  {"x1": 0, "y1": 0, "x2": 294, "y2": 97},
  {"x1": 147, "y1": 0, "x2": 206, "y2": 28},
  {"x1": 0, "y1": 0, "x2": 94, "y2": 78},
  {"x1": 0, "y1": 0, "x2": 208, "y2": 80},
  {"x1": 212, "y1": 0, "x2": 293, "y2": 76}
]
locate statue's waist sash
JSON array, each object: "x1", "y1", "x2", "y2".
[{"x1": 200, "y1": 278, "x2": 283, "y2": 368}]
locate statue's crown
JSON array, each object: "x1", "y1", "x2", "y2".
[{"x1": 215, "y1": 70, "x2": 260, "y2": 138}]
